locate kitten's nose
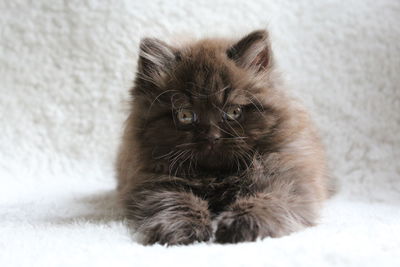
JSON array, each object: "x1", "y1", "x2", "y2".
[
  {"x1": 206, "y1": 128, "x2": 221, "y2": 144},
  {"x1": 198, "y1": 124, "x2": 221, "y2": 146},
  {"x1": 207, "y1": 133, "x2": 221, "y2": 144}
]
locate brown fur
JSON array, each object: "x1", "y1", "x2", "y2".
[{"x1": 116, "y1": 30, "x2": 334, "y2": 245}]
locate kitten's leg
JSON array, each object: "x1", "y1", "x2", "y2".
[
  {"x1": 214, "y1": 157, "x2": 323, "y2": 243},
  {"x1": 215, "y1": 188, "x2": 319, "y2": 243},
  {"x1": 123, "y1": 182, "x2": 212, "y2": 246}
]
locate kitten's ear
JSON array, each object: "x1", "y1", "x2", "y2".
[
  {"x1": 137, "y1": 38, "x2": 176, "y2": 79},
  {"x1": 227, "y1": 30, "x2": 273, "y2": 72}
]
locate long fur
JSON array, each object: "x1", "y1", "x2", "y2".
[{"x1": 116, "y1": 30, "x2": 334, "y2": 245}]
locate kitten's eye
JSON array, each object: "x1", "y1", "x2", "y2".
[
  {"x1": 224, "y1": 106, "x2": 242, "y2": 121},
  {"x1": 176, "y1": 109, "x2": 196, "y2": 124}
]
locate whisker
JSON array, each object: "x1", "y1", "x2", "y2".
[
  {"x1": 237, "y1": 149, "x2": 251, "y2": 171},
  {"x1": 168, "y1": 149, "x2": 187, "y2": 177},
  {"x1": 174, "y1": 150, "x2": 191, "y2": 177},
  {"x1": 218, "y1": 137, "x2": 248, "y2": 140},
  {"x1": 143, "y1": 89, "x2": 178, "y2": 127},
  {"x1": 210, "y1": 121, "x2": 237, "y2": 138},
  {"x1": 224, "y1": 120, "x2": 242, "y2": 138},
  {"x1": 175, "y1": 142, "x2": 198, "y2": 148},
  {"x1": 212, "y1": 104, "x2": 244, "y2": 137},
  {"x1": 188, "y1": 151, "x2": 194, "y2": 176},
  {"x1": 152, "y1": 149, "x2": 175, "y2": 159}
]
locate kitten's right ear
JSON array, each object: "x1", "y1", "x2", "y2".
[
  {"x1": 137, "y1": 38, "x2": 176, "y2": 80},
  {"x1": 227, "y1": 30, "x2": 273, "y2": 72}
]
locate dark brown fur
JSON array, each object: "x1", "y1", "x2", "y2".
[{"x1": 116, "y1": 30, "x2": 334, "y2": 245}]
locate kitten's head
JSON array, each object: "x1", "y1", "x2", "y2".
[{"x1": 132, "y1": 30, "x2": 284, "y2": 176}]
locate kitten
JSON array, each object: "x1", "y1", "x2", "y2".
[{"x1": 116, "y1": 30, "x2": 334, "y2": 245}]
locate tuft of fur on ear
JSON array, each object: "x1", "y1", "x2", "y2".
[
  {"x1": 137, "y1": 38, "x2": 176, "y2": 84},
  {"x1": 227, "y1": 30, "x2": 273, "y2": 72}
]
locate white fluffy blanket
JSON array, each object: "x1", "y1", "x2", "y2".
[{"x1": 1, "y1": 0, "x2": 399, "y2": 266}]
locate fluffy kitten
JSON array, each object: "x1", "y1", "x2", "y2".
[{"x1": 116, "y1": 30, "x2": 333, "y2": 245}]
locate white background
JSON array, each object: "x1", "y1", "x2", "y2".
[{"x1": 1, "y1": 0, "x2": 399, "y2": 266}]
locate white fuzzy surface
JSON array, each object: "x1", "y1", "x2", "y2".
[{"x1": 1, "y1": 0, "x2": 400, "y2": 266}]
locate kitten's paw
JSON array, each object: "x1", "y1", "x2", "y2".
[
  {"x1": 215, "y1": 210, "x2": 260, "y2": 244},
  {"x1": 142, "y1": 221, "x2": 212, "y2": 246}
]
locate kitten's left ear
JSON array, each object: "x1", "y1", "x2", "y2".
[
  {"x1": 227, "y1": 30, "x2": 273, "y2": 72},
  {"x1": 138, "y1": 38, "x2": 177, "y2": 79}
]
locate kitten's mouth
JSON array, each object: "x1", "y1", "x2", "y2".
[
  {"x1": 197, "y1": 144, "x2": 231, "y2": 168},
  {"x1": 200, "y1": 142, "x2": 223, "y2": 156},
  {"x1": 204, "y1": 143, "x2": 217, "y2": 152},
  {"x1": 171, "y1": 141, "x2": 244, "y2": 170}
]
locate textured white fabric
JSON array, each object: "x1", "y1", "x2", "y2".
[{"x1": 1, "y1": 0, "x2": 399, "y2": 266}]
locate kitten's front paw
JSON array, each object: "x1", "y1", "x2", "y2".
[
  {"x1": 142, "y1": 220, "x2": 212, "y2": 246},
  {"x1": 215, "y1": 210, "x2": 260, "y2": 244}
]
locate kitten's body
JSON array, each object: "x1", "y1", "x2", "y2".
[{"x1": 116, "y1": 30, "x2": 333, "y2": 245}]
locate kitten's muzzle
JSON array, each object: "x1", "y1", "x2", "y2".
[
  {"x1": 197, "y1": 133, "x2": 221, "y2": 151},
  {"x1": 206, "y1": 133, "x2": 222, "y2": 152},
  {"x1": 207, "y1": 132, "x2": 221, "y2": 143},
  {"x1": 196, "y1": 124, "x2": 222, "y2": 150}
]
